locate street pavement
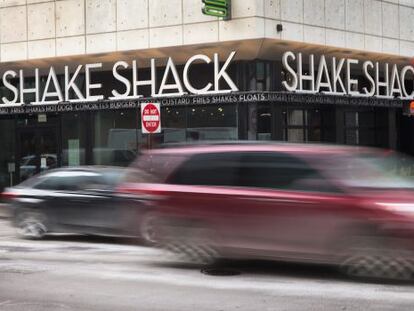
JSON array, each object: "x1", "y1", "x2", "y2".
[{"x1": 0, "y1": 219, "x2": 414, "y2": 311}]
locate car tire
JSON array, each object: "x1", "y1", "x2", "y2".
[
  {"x1": 140, "y1": 213, "x2": 160, "y2": 245},
  {"x1": 16, "y1": 210, "x2": 48, "y2": 240},
  {"x1": 160, "y1": 225, "x2": 219, "y2": 265},
  {"x1": 339, "y1": 236, "x2": 414, "y2": 281}
]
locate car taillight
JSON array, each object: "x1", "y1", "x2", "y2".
[{"x1": 2, "y1": 191, "x2": 17, "y2": 201}]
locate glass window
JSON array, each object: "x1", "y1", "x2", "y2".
[
  {"x1": 93, "y1": 110, "x2": 138, "y2": 166},
  {"x1": 344, "y1": 109, "x2": 389, "y2": 147},
  {"x1": 238, "y1": 152, "x2": 336, "y2": 193},
  {"x1": 62, "y1": 113, "x2": 86, "y2": 166},
  {"x1": 287, "y1": 110, "x2": 304, "y2": 126},
  {"x1": 34, "y1": 171, "x2": 103, "y2": 191},
  {"x1": 145, "y1": 104, "x2": 238, "y2": 147},
  {"x1": 283, "y1": 108, "x2": 335, "y2": 143},
  {"x1": 187, "y1": 105, "x2": 238, "y2": 141},
  {"x1": 159, "y1": 106, "x2": 187, "y2": 144},
  {"x1": 257, "y1": 104, "x2": 272, "y2": 140},
  {"x1": 238, "y1": 152, "x2": 310, "y2": 189},
  {"x1": 0, "y1": 117, "x2": 15, "y2": 190},
  {"x1": 168, "y1": 153, "x2": 241, "y2": 186}
]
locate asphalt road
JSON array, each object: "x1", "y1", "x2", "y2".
[{"x1": 0, "y1": 219, "x2": 414, "y2": 311}]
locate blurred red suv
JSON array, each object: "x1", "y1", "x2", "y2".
[{"x1": 119, "y1": 142, "x2": 414, "y2": 280}]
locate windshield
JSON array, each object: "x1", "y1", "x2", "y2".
[{"x1": 323, "y1": 152, "x2": 414, "y2": 189}]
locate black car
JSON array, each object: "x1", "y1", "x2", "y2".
[{"x1": 3, "y1": 167, "x2": 150, "y2": 240}]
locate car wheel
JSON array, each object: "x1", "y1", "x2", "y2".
[
  {"x1": 161, "y1": 225, "x2": 219, "y2": 265},
  {"x1": 140, "y1": 213, "x2": 160, "y2": 245},
  {"x1": 16, "y1": 210, "x2": 48, "y2": 240},
  {"x1": 340, "y1": 237, "x2": 414, "y2": 281},
  {"x1": 163, "y1": 240, "x2": 219, "y2": 265}
]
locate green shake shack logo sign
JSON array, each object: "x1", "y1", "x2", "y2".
[{"x1": 202, "y1": 0, "x2": 231, "y2": 20}]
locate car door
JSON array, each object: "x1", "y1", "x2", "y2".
[
  {"x1": 34, "y1": 171, "x2": 114, "y2": 232},
  {"x1": 233, "y1": 151, "x2": 354, "y2": 259}
]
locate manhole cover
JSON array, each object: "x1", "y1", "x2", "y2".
[{"x1": 201, "y1": 268, "x2": 241, "y2": 276}]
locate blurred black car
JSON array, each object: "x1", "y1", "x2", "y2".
[{"x1": 2, "y1": 167, "x2": 150, "y2": 240}]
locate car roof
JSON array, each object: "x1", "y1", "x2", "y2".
[
  {"x1": 145, "y1": 141, "x2": 378, "y2": 156},
  {"x1": 40, "y1": 166, "x2": 126, "y2": 176}
]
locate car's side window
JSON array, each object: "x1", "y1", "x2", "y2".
[
  {"x1": 34, "y1": 174, "x2": 88, "y2": 191},
  {"x1": 237, "y1": 152, "x2": 340, "y2": 193},
  {"x1": 168, "y1": 153, "x2": 241, "y2": 186},
  {"x1": 34, "y1": 176, "x2": 79, "y2": 191}
]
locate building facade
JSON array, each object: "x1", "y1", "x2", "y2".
[{"x1": 0, "y1": 0, "x2": 413, "y2": 189}]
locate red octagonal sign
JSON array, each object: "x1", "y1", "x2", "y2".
[{"x1": 141, "y1": 102, "x2": 161, "y2": 134}]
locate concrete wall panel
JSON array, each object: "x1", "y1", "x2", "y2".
[
  {"x1": 304, "y1": 0, "x2": 324, "y2": 27},
  {"x1": 219, "y1": 17, "x2": 264, "y2": 42},
  {"x1": 264, "y1": 0, "x2": 281, "y2": 20},
  {"x1": 1, "y1": 42, "x2": 27, "y2": 62},
  {"x1": 232, "y1": 0, "x2": 263, "y2": 18},
  {"x1": 304, "y1": 25, "x2": 325, "y2": 45},
  {"x1": 149, "y1": 25, "x2": 183, "y2": 48},
  {"x1": 400, "y1": 6, "x2": 414, "y2": 41},
  {"x1": 382, "y1": 38, "x2": 399, "y2": 55},
  {"x1": 281, "y1": 0, "x2": 303, "y2": 23},
  {"x1": 325, "y1": 0, "x2": 345, "y2": 30},
  {"x1": 345, "y1": 0, "x2": 364, "y2": 33},
  {"x1": 28, "y1": 39, "x2": 56, "y2": 59},
  {"x1": 56, "y1": 0, "x2": 85, "y2": 37},
  {"x1": 86, "y1": 0, "x2": 116, "y2": 34},
  {"x1": 364, "y1": 0, "x2": 382, "y2": 36},
  {"x1": 0, "y1": 6, "x2": 26, "y2": 43},
  {"x1": 149, "y1": 0, "x2": 182, "y2": 27},
  {"x1": 365, "y1": 35, "x2": 382, "y2": 53},
  {"x1": 28, "y1": 2, "x2": 55, "y2": 40},
  {"x1": 0, "y1": 0, "x2": 25, "y2": 7},
  {"x1": 117, "y1": 29, "x2": 149, "y2": 51},
  {"x1": 281, "y1": 22, "x2": 304, "y2": 42},
  {"x1": 183, "y1": 22, "x2": 219, "y2": 45},
  {"x1": 346, "y1": 32, "x2": 364, "y2": 50},
  {"x1": 326, "y1": 29, "x2": 346, "y2": 48},
  {"x1": 57, "y1": 36, "x2": 85, "y2": 56},
  {"x1": 382, "y1": 3, "x2": 399, "y2": 39},
  {"x1": 117, "y1": 0, "x2": 148, "y2": 31},
  {"x1": 86, "y1": 32, "x2": 116, "y2": 53}
]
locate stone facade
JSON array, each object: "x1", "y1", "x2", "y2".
[{"x1": 0, "y1": 0, "x2": 412, "y2": 62}]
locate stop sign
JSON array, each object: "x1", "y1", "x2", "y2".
[{"x1": 141, "y1": 102, "x2": 161, "y2": 134}]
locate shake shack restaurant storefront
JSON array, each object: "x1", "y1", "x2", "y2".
[{"x1": 0, "y1": 50, "x2": 413, "y2": 188}]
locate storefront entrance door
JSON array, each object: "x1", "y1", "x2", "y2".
[{"x1": 18, "y1": 128, "x2": 58, "y2": 183}]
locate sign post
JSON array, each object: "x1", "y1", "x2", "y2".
[{"x1": 141, "y1": 102, "x2": 161, "y2": 149}]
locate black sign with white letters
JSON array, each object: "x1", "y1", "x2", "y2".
[{"x1": 0, "y1": 92, "x2": 405, "y2": 116}]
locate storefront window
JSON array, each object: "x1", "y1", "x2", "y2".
[
  {"x1": 187, "y1": 105, "x2": 238, "y2": 141},
  {"x1": 345, "y1": 109, "x2": 388, "y2": 147},
  {"x1": 283, "y1": 107, "x2": 335, "y2": 143},
  {"x1": 0, "y1": 117, "x2": 15, "y2": 190},
  {"x1": 93, "y1": 110, "x2": 138, "y2": 166},
  {"x1": 160, "y1": 106, "x2": 187, "y2": 143},
  {"x1": 147, "y1": 104, "x2": 238, "y2": 147},
  {"x1": 61, "y1": 113, "x2": 87, "y2": 166},
  {"x1": 247, "y1": 102, "x2": 271, "y2": 141}
]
